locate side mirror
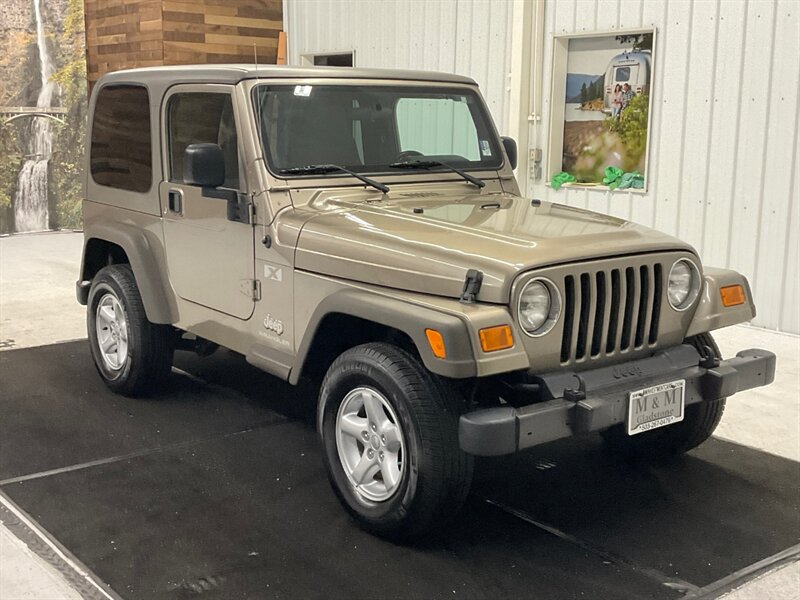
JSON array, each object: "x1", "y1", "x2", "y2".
[
  {"x1": 184, "y1": 143, "x2": 225, "y2": 188},
  {"x1": 501, "y1": 137, "x2": 518, "y2": 170}
]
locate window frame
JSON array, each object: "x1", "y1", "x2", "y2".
[
  {"x1": 546, "y1": 27, "x2": 657, "y2": 194},
  {"x1": 160, "y1": 84, "x2": 245, "y2": 192},
  {"x1": 300, "y1": 50, "x2": 356, "y2": 67}
]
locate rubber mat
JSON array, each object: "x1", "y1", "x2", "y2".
[{"x1": 1, "y1": 342, "x2": 797, "y2": 599}]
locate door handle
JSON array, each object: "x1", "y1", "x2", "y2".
[{"x1": 168, "y1": 189, "x2": 183, "y2": 215}]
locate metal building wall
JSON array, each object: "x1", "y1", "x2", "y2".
[
  {"x1": 533, "y1": 0, "x2": 799, "y2": 334},
  {"x1": 285, "y1": 0, "x2": 799, "y2": 334},
  {"x1": 283, "y1": 0, "x2": 515, "y2": 133}
]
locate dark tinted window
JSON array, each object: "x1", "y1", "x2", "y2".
[
  {"x1": 313, "y1": 53, "x2": 353, "y2": 66},
  {"x1": 168, "y1": 93, "x2": 240, "y2": 189},
  {"x1": 90, "y1": 85, "x2": 152, "y2": 193}
]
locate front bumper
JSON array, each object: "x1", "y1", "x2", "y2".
[{"x1": 459, "y1": 345, "x2": 776, "y2": 456}]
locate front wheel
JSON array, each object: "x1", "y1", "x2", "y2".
[
  {"x1": 87, "y1": 264, "x2": 174, "y2": 397},
  {"x1": 318, "y1": 343, "x2": 473, "y2": 540},
  {"x1": 601, "y1": 332, "x2": 726, "y2": 460}
]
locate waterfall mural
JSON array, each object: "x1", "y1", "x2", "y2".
[
  {"x1": 0, "y1": 0, "x2": 87, "y2": 235},
  {"x1": 13, "y1": 0, "x2": 59, "y2": 232}
]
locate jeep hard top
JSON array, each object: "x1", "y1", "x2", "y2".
[{"x1": 77, "y1": 65, "x2": 775, "y2": 539}]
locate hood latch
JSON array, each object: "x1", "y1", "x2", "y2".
[{"x1": 460, "y1": 269, "x2": 484, "y2": 304}]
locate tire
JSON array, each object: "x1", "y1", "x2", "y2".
[
  {"x1": 87, "y1": 264, "x2": 174, "y2": 397},
  {"x1": 601, "y1": 332, "x2": 726, "y2": 460},
  {"x1": 318, "y1": 342, "x2": 473, "y2": 540}
]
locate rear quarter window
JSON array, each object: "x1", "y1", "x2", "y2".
[{"x1": 90, "y1": 85, "x2": 152, "y2": 193}]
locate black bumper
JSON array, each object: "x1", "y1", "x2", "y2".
[{"x1": 459, "y1": 344, "x2": 776, "y2": 456}]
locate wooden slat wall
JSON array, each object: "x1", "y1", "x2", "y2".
[
  {"x1": 84, "y1": 0, "x2": 164, "y2": 84},
  {"x1": 84, "y1": 0, "x2": 282, "y2": 85},
  {"x1": 162, "y1": 0, "x2": 281, "y2": 65}
]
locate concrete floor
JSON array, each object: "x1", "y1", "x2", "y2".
[
  {"x1": 713, "y1": 326, "x2": 800, "y2": 462},
  {"x1": 0, "y1": 524, "x2": 81, "y2": 600},
  {"x1": 0, "y1": 231, "x2": 86, "y2": 350},
  {"x1": 1, "y1": 231, "x2": 798, "y2": 599}
]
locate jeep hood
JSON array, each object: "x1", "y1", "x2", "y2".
[{"x1": 293, "y1": 189, "x2": 696, "y2": 304}]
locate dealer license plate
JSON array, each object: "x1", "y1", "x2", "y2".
[{"x1": 627, "y1": 380, "x2": 685, "y2": 436}]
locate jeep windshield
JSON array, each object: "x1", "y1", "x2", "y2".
[{"x1": 253, "y1": 84, "x2": 504, "y2": 176}]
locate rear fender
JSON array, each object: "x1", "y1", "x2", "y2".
[{"x1": 80, "y1": 222, "x2": 178, "y2": 324}]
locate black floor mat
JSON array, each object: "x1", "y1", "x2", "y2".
[{"x1": 1, "y1": 342, "x2": 798, "y2": 599}]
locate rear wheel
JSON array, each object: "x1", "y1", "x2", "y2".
[
  {"x1": 318, "y1": 342, "x2": 473, "y2": 540},
  {"x1": 601, "y1": 332, "x2": 726, "y2": 460},
  {"x1": 87, "y1": 264, "x2": 174, "y2": 397}
]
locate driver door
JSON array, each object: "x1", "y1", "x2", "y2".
[{"x1": 160, "y1": 85, "x2": 255, "y2": 320}]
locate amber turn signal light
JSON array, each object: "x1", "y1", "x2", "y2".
[
  {"x1": 479, "y1": 325, "x2": 514, "y2": 353},
  {"x1": 720, "y1": 284, "x2": 746, "y2": 307},
  {"x1": 425, "y1": 329, "x2": 447, "y2": 359}
]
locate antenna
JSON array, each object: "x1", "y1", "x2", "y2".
[
  {"x1": 253, "y1": 42, "x2": 264, "y2": 149},
  {"x1": 253, "y1": 43, "x2": 261, "y2": 120},
  {"x1": 252, "y1": 42, "x2": 269, "y2": 238}
]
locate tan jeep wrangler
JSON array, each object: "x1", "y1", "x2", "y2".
[{"x1": 77, "y1": 65, "x2": 775, "y2": 540}]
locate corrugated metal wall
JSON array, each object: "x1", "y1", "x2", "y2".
[
  {"x1": 284, "y1": 0, "x2": 514, "y2": 133},
  {"x1": 534, "y1": 0, "x2": 799, "y2": 334},
  {"x1": 286, "y1": 0, "x2": 800, "y2": 334}
]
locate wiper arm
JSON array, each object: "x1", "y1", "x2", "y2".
[
  {"x1": 279, "y1": 164, "x2": 389, "y2": 194},
  {"x1": 389, "y1": 160, "x2": 485, "y2": 188}
]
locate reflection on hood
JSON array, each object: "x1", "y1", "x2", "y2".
[{"x1": 292, "y1": 188, "x2": 694, "y2": 303}]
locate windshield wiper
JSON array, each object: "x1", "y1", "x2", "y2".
[
  {"x1": 278, "y1": 164, "x2": 389, "y2": 194},
  {"x1": 389, "y1": 160, "x2": 485, "y2": 188}
]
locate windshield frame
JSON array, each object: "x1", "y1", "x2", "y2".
[{"x1": 249, "y1": 79, "x2": 506, "y2": 183}]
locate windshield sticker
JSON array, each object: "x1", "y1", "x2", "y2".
[
  {"x1": 294, "y1": 85, "x2": 313, "y2": 97},
  {"x1": 480, "y1": 140, "x2": 492, "y2": 157}
]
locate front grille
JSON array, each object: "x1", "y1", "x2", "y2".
[{"x1": 560, "y1": 263, "x2": 663, "y2": 363}]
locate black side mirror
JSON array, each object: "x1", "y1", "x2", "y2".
[
  {"x1": 184, "y1": 143, "x2": 225, "y2": 188},
  {"x1": 501, "y1": 137, "x2": 518, "y2": 170}
]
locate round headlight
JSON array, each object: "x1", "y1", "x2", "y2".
[
  {"x1": 668, "y1": 259, "x2": 701, "y2": 310},
  {"x1": 518, "y1": 278, "x2": 561, "y2": 336}
]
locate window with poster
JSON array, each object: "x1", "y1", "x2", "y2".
[{"x1": 547, "y1": 29, "x2": 656, "y2": 192}]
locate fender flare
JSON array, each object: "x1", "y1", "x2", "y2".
[
  {"x1": 289, "y1": 288, "x2": 478, "y2": 384},
  {"x1": 686, "y1": 267, "x2": 756, "y2": 337},
  {"x1": 80, "y1": 223, "x2": 179, "y2": 324}
]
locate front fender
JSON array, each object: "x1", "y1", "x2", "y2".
[
  {"x1": 686, "y1": 267, "x2": 756, "y2": 337},
  {"x1": 289, "y1": 288, "x2": 480, "y2": 383}
]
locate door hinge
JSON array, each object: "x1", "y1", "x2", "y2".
[{"x1": 240, "y1": 279, "x2": 261, "y2": 301}]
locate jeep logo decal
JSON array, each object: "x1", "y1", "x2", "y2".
[
  {"x1": 612, "y1": 364, "x2": 643, "y2": 379},
  {"x1": 263, "y1": 314, "x2": 284, "y2": 336}
]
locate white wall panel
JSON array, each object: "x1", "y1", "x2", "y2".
[
  {"x1": 285, "y1": 0, "x2": 513, "y2": 133},
  {"x1": 286, "y1": 0, "x2": 799, "y2": 333},
  {"x1": 531, "y1": 0, "x2": 799, "y2": 333}
]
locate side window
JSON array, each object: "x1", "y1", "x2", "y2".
[
  {"x1": 90, "y1": 85, "x2": 152, "y2": 193},
  {"x1": 168, "y1": 92, "x2": 241, "y2": 189},
  {"x1": 395, "y1": 97, "x2": 480, "y2": 161}
]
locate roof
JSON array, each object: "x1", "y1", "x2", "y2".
[{"x1": 97, "y1": 64, "x2": 478, "y2": 87}]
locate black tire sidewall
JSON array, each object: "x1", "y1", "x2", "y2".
[
  {"x1": 320, "y1": 360, "x2": 423, "y2": 529},
  {"x1": 87, "y1": 271, "x2": 137, "y2": 387}
]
